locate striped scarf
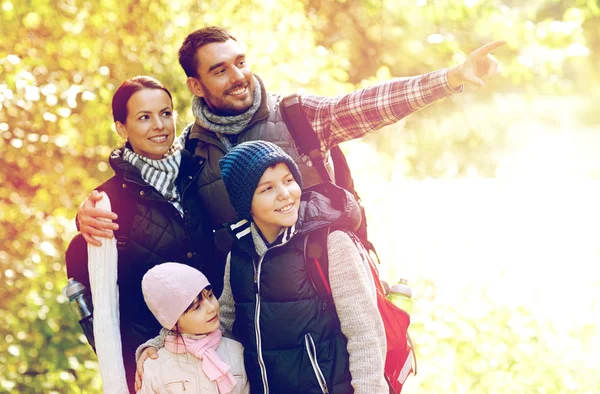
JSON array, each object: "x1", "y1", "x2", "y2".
[
  {"x1": 191, "y1": 75, "x2": 262, "y2": 137},
  {"x1": 122, "y1": 143, "x2": 184, "y2": 216}
]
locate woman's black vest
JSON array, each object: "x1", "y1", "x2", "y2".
[
  {"x1": 96, "y1": 149, "x2": 217, "y2": 391},
  {"x1": 229, "y1": 227, "x2": 353, "y2": 394}
]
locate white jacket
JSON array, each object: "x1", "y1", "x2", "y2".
[{"x1": 138, "y1": 336, "x2": 249, "y2": 394}]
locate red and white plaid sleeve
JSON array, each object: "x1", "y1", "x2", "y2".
[{"x1": 300, "y1": 68, "x2": 462, "y2": 152}]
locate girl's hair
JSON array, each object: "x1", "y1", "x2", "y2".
[
  {"x1": 111, "y1": 76, "x2": 173, "y2": 123},
  {"x1": 173, "y1": 286, "x2": 214, "y2": 354},
  {"x1": 181, "y1": 286, "x2": 213, "y2": 315}
]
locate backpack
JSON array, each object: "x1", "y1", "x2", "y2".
[
  {"x1": 303, "y1": 225, "x2": 416, "y2": 394},
  {"x1": 66, "y1": 183, "x2": 135, "y2": 352},
  {"x1": 280, "y1": 94, "x2": 377, "y2": 256}
]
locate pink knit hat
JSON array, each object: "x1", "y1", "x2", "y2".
[{"x1": 142, "y1": 263, "x2": 210, "y2": 330}]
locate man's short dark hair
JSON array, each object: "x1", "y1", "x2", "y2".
[{"x1": 178, "y1": 26, "x2": 237, "y2": 78}]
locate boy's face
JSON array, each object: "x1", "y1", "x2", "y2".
[
  {"x1": 251, "y1": 162, "x2": 301, "y2": 242},
  {"x1": 176, "y1": 288, "x2": 220, "y2": 335}
]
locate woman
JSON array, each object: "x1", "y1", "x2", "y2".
[{"x1": 66, "y1": 76, "x2": 217, "y2": 393}]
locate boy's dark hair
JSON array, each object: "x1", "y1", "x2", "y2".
[
  {"x1": 219, "y1": 141, "x2": 303, "y2": 221},
  {"x1": 178, "y1": 26, "x2": 237, "y2": 78}
]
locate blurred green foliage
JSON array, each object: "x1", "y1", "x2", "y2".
[
  {"x1": 404, "y1": 279, "x2": 600, "y2": 393},
  {"x1": 1, "y1": 0, "x2": 598, "y2": 392}
]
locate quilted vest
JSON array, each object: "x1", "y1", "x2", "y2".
[
  {"x1": 186, "y1": 93, "x2": 335, "y2": 235},
  {"x1": 96, "y1": 149, "x2": 218, "y2": 390},
  {"x1": 227, "y1": 184, "x2": 363, "y2": 394}
]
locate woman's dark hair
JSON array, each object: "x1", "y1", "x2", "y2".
[
  {"x1": 111, "y1": 76, "x2": 173, "y2": 123},
  {"x1": 178, "y1": 26, "x2": 237, "y2": 78}
]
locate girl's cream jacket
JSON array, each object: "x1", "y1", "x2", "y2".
[{"x1": 137, "y1": 336, "x2": 249, "y2": 394}]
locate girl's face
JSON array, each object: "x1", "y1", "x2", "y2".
[
  {"x1": 177, "y1": 288, "x2": 220, "y2": 335},
  {"x1": 250, "y1": 162, "x2": 301, "y2": 243},
  {"x1": 115, "y1": 88, "x2": 175, "y2": 160}
]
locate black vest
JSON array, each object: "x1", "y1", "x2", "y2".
[
  {"x1": 228, "y1": 184, "x2": 362, "y2": 394},
  {"x1": 185, "y1": 91, "x2": 335, "y2": 253},
  {"x1": 98, "y1": 149, "x2": 217, "y2": 391}
]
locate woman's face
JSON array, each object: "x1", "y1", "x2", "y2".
[
  {"x1": 116, "y1": 88, "x2": 175, "y2": 160},
  {"x1": 177, "y1": 288, "x2": 220, "y2": 335}
]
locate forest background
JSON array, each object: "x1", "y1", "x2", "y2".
[{"x1": 1, "y1": 0, "x2": 599, "y2": 392}]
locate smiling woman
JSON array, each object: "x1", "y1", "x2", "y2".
[
  {"x1": 65, "y1": 76, "x2": 218, "y2": 392},
  {"x1": 112, "y1": 77, "x2": 175, "y2": 159},
  {"x1": 115, "y1": 89, "x2": 175, "y2": 159}
]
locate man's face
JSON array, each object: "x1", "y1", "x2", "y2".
[{"x1": 188, "y1": 39, "x2": 255, "y2": 116}]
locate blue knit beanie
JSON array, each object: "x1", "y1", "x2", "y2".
[{"x1": 219, "y1": 141, "x2": 303, "y2": 221}]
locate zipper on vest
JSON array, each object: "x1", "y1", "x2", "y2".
[
  {"x1": 254, "y1": 253, "x2": 269, "y2": 394},
  {"x1": 253, "y1": 260, "x2": 259, "y2": 294},
  {"x1": 304, "y1": 333, "x2": 329, "y2": 394},
  {"x1": 253, "y1": 241, "x2": 288, "y2": 394}
]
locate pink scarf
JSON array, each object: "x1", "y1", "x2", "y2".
[{"x1": 164, "y1": 330, "x2": 237, "y2": 393}]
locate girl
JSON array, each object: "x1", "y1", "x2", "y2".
[
  {"x1": 138, "y1": 262, "x2": 248, "y2": 393},
  {"x1": 137, "y1": 141, "x2": 388, "y2": 393}
]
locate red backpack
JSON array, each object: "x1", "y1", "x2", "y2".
[{"x1": 303, "y1": 226, "x2": 416, "y2": 394}]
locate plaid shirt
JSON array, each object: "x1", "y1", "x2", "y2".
[{"x1": 300, "y1": 68, "x2": 461, "y2": 152}]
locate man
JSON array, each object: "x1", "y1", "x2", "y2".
[{"x1": 78, "y1": 26, "x2": 504, "y2": 285}]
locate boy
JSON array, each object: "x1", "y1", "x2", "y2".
[{"x1": 138, "y1": 141, "x2": 388, "y2": 393}]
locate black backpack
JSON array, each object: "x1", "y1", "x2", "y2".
[{"x1": 280, "y1": 94, "x2": 378, "y2": 259}]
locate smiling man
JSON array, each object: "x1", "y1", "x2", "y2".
[{"x1": 77, "y1": 26, "x2": 504, "y2": 287}]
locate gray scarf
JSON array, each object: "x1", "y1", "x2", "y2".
[
  {"x1": 191, "y1": 75, "x2": 262, "y2": 138},
  {"x1": 122, "y1": 141, "x2": 184, "y2": 216}
]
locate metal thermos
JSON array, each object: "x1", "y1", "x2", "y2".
[{"x1": 63, "y1": 278, "x2": 95, "y2": 352}]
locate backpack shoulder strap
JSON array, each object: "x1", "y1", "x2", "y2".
[
  {"x1": 281, "y1": 94, "x2": 380, "y2": 259},
  {"x1": 280, "y1": 94, "x2": 332, "y2": 183},
  {"x1": 96, "y1": 178, "x2": 134, "y2": 250},
  {"x1": 65, "y1": 233, "x2": 90, "y2": 289},
  {"x1": 303, "y1": 225, "x2": 336, "y2": 314}
]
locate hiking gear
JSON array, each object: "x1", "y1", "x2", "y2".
[
  {"x1": 63, "y1": 277, "x2": 96, "y2": 352},
  {"x1": 388, "y1": 279, "x2": 413, "y2": 315},
  {"x1": 304, "y1": 225, "x2": 415, "y2": 394},
  {"x1": 280, "y1": 95, "x2": 376, "y2": 255}
]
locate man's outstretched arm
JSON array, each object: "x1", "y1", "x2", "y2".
[
  {"x1": 302, "y1": 40, "x2": 506, "y2": 151},
  {"x1": 77, "y1": 190, "x2": 119, "y2": 246}
]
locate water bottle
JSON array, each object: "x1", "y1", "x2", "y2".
[
  {"x1": 63, "y1": 278, "x2": 96, "y2": 352},
  {"x1": 388, "y1": 278, "x2": 413, "y2": 314}
]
